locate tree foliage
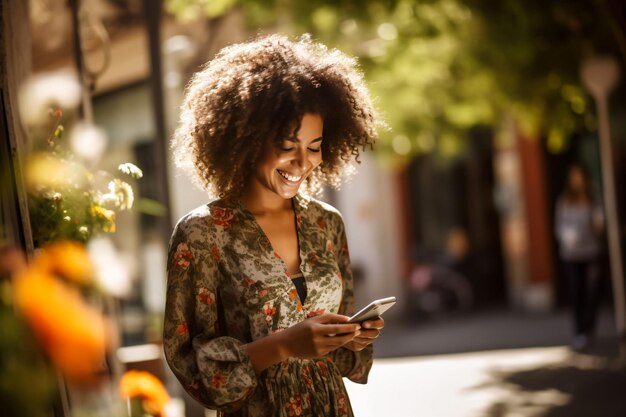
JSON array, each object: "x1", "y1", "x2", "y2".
[{"x1": 165, "y1": 0, "x2": 625, "y2": 164}]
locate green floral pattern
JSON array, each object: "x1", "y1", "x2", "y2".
[{"x1": 164, "y1": 194, "x2": 373, "y2": 417}]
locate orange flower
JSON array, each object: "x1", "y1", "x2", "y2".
[
  {"x1": 302, "y1": 367, "x2": 313, "y2": 386},
  {"x1": 120, "y1": 370, "x2": 170, "y2": 417},
  {"x1": 307, "y1": 308, "x2": 325, "y2": 318},
  {"x1": 173, "y1": 243, "x2": 192, "y2": 270},
  {"x1": 263, "y1": 302, "x2": 276, "y2": 316},
  {"x1": 176, "y1": 322, "x2": 189, "y2": 336},
  {"x1": 288, "y1": 288, "x2": 298, "y2": 301},
  {"x1": 36, "y1": 240, "x2": 93, "y2": 286},
  {"x1": 211, "y1": 370, "x2": 226, "y2": 389},
  {"x1": 242, "y1": 277, "x2": 255, "y2": 287},
  {"x1": 296, "y1": 302, "x2": 303, "y2": 312},
  {"x1": 284, "y1": 394, "x2": 303, "y2": 416},
  {"x1": 197, "y1": 288, "x2": 215, "y2": 305},
  {"x1": 13, "y1": 268, "x2": 111, "y2": 383},
  {"x1": 211, "y1": 245, "x2": 221, "y2": 262},
  {"x1": 210, "y1": 206, "x2": 237, "y2": 229}
]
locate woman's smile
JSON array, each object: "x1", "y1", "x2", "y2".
[
  {"x1": 248, "y1": 113, "x2": 324, "y2": 201},
  {"x1": 277, "y1": 169, "x2": 303, "y2": 183}
]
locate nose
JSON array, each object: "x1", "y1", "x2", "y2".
[{"x1": 292, "y1": 147, "x2": 308, "y2": 171}]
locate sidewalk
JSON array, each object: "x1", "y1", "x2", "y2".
[
  {"x1": 372, "y1": 308, "x2": 617, "y2": 358},
  {"x1": 343, "y1": 307, "x2": 624, "y2": 417},
  {"x1": 345, "y1": 346, "x2": 626, "y2": 417}
]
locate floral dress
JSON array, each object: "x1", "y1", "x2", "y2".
[{"x1": 163, "y1": 194, "x2": 373, "y2": 417}]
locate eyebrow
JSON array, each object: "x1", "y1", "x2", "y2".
[{"x1": 285, "y1": 136, "x2": 323, "y2": 144}]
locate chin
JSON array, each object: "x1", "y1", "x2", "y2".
[
  {"x1": 277, "y1": 188, "x2": 298, "y2": 199},
  {"x1": 273, "y1": 173, "x2": 305, "y2": 199}
]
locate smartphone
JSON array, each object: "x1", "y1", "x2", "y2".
[{"x1": 347, "y1": 296, "x2": 396, "y2": 323}]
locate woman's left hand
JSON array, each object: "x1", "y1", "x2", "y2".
[{"x1": 343, "y1": 317, "x2": 385, "y2": 352}]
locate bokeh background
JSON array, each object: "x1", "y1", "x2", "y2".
[{"x1": 2, "y1": 0, "x2": 626, "y2": 416}]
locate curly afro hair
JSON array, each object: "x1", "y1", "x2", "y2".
[{"x1": 172, "y1": 33, "x2": 381, "y2": 199}]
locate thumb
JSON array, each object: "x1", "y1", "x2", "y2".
[{"x1": 317, "y1": 313, "x2": 350, "y2": 323}]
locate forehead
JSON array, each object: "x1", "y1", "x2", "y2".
[{"x1": 285, "y1": 113, "x2": 323, "y2": 142}]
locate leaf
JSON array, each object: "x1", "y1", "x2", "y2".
[{"x1": 134, "y1": 198, "x2": 166, "y2": 217}]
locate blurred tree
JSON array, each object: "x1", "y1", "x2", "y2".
[{"x1": 164, "y1": 0, "x2": 625, "y2": 164}]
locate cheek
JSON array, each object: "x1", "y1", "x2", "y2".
[
  {"x1": 310, "y1": 153, "x2": 323, "y2": 169},
  {"x1": 265, "y1": 155, "x2": 285, "y2": 172}
]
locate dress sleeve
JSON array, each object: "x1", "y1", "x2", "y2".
[
  {"x1": 163, "y1": 219, "x2": 257, "y2": 411},
  {"x1": 328, "y1": 212, "x2": 374, "y2": 384}
]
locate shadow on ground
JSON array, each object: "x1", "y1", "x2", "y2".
[{"x1": 473, "y1": 340, "x2": 626, "y2": 417}]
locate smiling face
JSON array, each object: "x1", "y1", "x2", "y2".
[{"x1": 249, "y1": 113, "x2": 324, "y2": 201}]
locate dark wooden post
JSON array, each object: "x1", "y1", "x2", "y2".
[
  {"x1": 143, "y1": 0, "x2": 173, "y2": 242},
  {"x1": 0, "y1": 0, "x2": 34, "y2": 254}
]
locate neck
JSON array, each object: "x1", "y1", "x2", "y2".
[{"x1": 241, "y1": 184, "x2": 293, "y2": 215}]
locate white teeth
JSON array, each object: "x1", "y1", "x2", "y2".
[{"x1": 278, "y1": 170, "x2": 302, "y2": 182}]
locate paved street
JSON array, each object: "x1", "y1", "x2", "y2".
[
  {"x1": 346, "y1": 346, "x2": 626, "y2": 417},
  {"x1": 372, "y1": 308, "x2": 617, "y2": 358},
  {"x1": 343, "y1": 307, "x2": 625, "y2": 417}
]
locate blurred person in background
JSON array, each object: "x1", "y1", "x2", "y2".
[
  {"x1": 407, "y1": 228, "x2": 474, "y2": 319},
  {"x1": 163, "y1": 35, "x2": 385, "y2": 417},
  {"x1": 555, "y1": 163, "x2": 605, "y2": 351}
]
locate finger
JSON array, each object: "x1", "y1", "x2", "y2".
[
  {"x1": 325, "y1": 331, "x2": 358, "y2": 347},
  {"x1": 316, "y1": 313, "x2": 351, "y2": 324},
  {"x1": 344, "y1": 339, "x2": 369, "y2": 351},
  {"x1": 361, "y1": 317, "x2": 385, "y2": 329},
  {"x1": 352, "y1": 339, "x2": 372, "y2": 350},
  {"x1": 322, "y1": 323, "x2": 361, "y2": 335},
  {"x1": 355, "y1": 334, "x2": 376, "y2": 344},
  {"x1": 352, "y1": 339, "x2": 371, "y2": 349},
  {"x1": 354, "y1": 329, "x2": 380, "y2": 340}
]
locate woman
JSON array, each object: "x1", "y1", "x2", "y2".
[
  {"x1": 164, "y1": 34, "x2": 385, "y2": 417},
  {"x1": 555, "y1": 163, "x2": 605, "y2": 350}
]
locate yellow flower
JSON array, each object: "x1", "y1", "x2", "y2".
[
  {"x1": 120, "y1": 370, "x2": 170, "y2": 417},
  {"x1": 35, "y1": 240, "x2": 93, "y2": 286},
  {"x1": 91, "y1": 205, "x2": 116, "y2": 233},
  {"x1": 13, "y1": 268, "x2": 111, "y2": 383}
]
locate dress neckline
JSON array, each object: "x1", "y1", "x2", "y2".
[{"x1": 234, "y1": 195, "x2": 308, "y2": 308}]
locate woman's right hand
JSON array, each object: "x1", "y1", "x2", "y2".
[{"x1": 279, "y1": 313, "x2": 360, "y2": 359}]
